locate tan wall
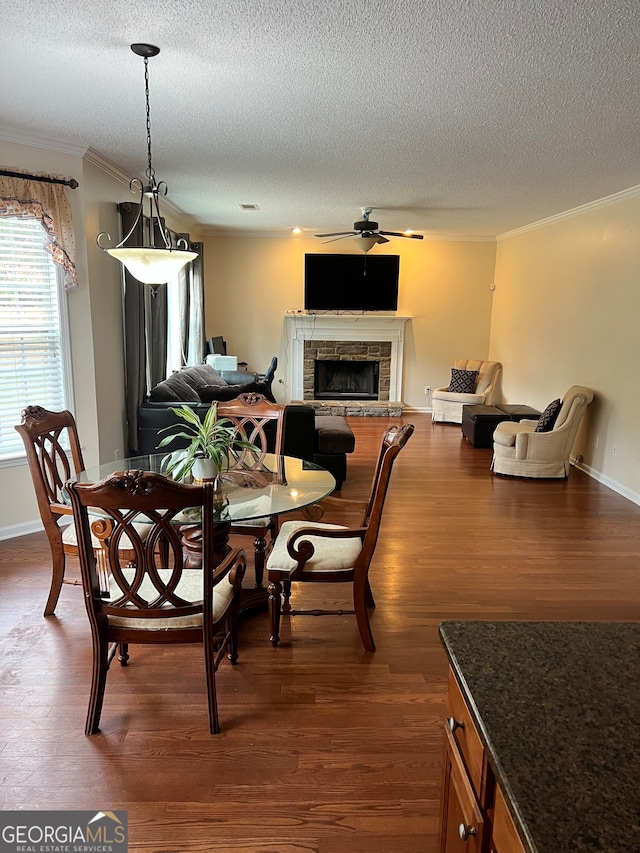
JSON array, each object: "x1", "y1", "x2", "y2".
[
  {"x1": 490, "y1": 194, "x2": 640, "y2": 501},
  {"x1": 203, "y1": 234, "x2": 497, "y2": 408}
]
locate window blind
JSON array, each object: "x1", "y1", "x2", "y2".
[{"x1": 0, "y1": 218, "x2": 68, "y2": 460}]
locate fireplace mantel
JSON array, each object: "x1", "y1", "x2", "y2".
[{"x1": 282, "y1": 313, "x2": 411, "y2": 402}]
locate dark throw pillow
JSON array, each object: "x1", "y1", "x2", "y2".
[
  {"x1": 181, "y1": 364, "x2": 227, "y2": 389},
  {"x1": 149, "y1": 373, "x2": 200, "y2": 403},
  {"x1": 448, "y1": 368, "x2": 479, "y2": 394},
  {"x1": 535, "y1": 398, "x2": 562, "y2": 432}
]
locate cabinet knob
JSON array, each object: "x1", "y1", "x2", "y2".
[
  {"x1": 447, "y1": 716, "x2": 465, "y2": 733},
  {"x1": 458, "y1": 823, "x2": 477, "y2": 842}
]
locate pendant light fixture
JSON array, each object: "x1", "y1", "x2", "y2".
[{"x1": 97, "y1": 43, "x2": 197, "y2": 285}]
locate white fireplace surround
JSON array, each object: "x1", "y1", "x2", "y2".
[{"x1": 282, "y1": 314, "x2": 410, "y2": 402}]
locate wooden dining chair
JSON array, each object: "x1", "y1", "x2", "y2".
[
  {"x1": 14, "y1": 405, "x2": 87, "y2": 616},
  {"x1": 66, "y1": 470, "x2": 247, "y2": 735},
  {"x1": 267, "y1": 423, "x2": 414, "y2": 652},
  {"x1": 215, "y1": 393, "x2": 287, "y2": 588},
  {"x1": 14, "y1": 405, "x2": 145, "y2": 617}
]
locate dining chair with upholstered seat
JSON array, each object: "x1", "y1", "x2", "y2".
[
  {"x1": 66, "y1": 470, "x2": 246, "y2": 735},
  {"x1": 15, "y1": 405, "x2": 147, "y2": 617},
  {"x1": 15, "y1": 405, "x2": 88, "y2": 616},
  {"x1": 215, "y1": 393, "x2": 287, "y2": 588},
  {"x1": 267, "y1": 423, "x2": 414, "y2": 652}
]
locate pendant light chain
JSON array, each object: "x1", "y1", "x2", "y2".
[
  {"x1": 144, "y1": 56, "x2": 155, "y2": 186},
  {"x1": 96, "y1": 42, "x2": 198, "y2": 284}
]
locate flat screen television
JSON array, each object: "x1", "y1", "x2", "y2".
[{"x1": 304, "y1": 254, "x2": 399, "y2": 312}]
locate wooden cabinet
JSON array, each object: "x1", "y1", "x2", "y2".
[
  {"x1": 491, "y1": 786, "x2": 526, "y2": 853},
  {"x1": 439, "y1": 724, "x2": 486, "y2": 852},
  {"x1": 438, "y1": 667, "x2": 526, "y2": 853}
]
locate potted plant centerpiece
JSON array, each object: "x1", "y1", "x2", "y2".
[{"x1": 157, "y1": 404, "x2": 258, "y2": 483}]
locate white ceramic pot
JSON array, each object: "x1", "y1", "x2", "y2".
[{"x1": 192, "y1": 457, "x2": 219, "y2": 482}]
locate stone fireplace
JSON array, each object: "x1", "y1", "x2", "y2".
[
  {"x1": 305, "y1": 341, "x2": 390, "y2": 400},
  {"x1": 282, "y1": 314, "x2": 410, "y2": 415}
]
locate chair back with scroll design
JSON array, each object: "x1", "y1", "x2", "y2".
[
  {"x1": 14, "y1": 406, "x2": 86, "y2": 616},
  {"x1": 267, "y1": 423, "x2": 414, "y2": 652},
  {"x1": 215, "y1": 393, "x2": 287, "y2": 587},
  {"x1": 66, "y1": 470, "x2": 246, "y2": 735}
]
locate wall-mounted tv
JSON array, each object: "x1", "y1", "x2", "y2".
[{"x1": 304, "y1": 254, "x2": 399, "y2": 312}]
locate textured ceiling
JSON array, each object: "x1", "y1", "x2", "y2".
[{"x1": 2, "y1": 0, "x2": 640, "y2": 238}]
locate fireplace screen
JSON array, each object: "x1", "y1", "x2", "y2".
[{"x1": 314, "y1": 360, "x2": 380, "y2": 400}]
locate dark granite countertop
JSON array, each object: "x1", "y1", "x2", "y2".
[{"x1": 439, "y1": 621, "x2": 640, "y2": 853}]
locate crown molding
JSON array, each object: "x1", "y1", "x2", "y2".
[
  {"x1": 498, "y1": 183, "x2": 640, "y2": 241},
  {"x1": 84, "y1": 148, "x2": 200, "y2": 230},
  {"x1": 0, "y1": 126, "x2": 88, "y2": 156},
  {"x1": 83, "y1": 147, "x2": 132, "y2": 187}
]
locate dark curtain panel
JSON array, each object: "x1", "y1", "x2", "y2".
[
  {"x1": 120, "y1": 207, "x2": 201, "y2": 454},
  {"x1": 120, "y1": 202, "x2": 146, "y2": 455},
  {"x1": 188, "y1": 241, "x2": 205, "y2": 364}
]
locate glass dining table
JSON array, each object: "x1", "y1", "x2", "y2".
[{"x1": 70, "y1": 452, "x2": 336, "y2": 612}]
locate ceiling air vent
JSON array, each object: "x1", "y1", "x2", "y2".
[{"x1": 239, "y1": 203, "x2": 260, "y2": 211}]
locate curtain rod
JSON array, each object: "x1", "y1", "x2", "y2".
[{"x1": 0, "y1": 168, "x2": 79, "y2": 189}]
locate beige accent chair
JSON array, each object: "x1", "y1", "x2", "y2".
[
  {"x1": 432, "y1": 359, "x2": 502, "y2": 423},
  {"x1": 492, "y1": 385, "x2": 594, "y2": 478}
]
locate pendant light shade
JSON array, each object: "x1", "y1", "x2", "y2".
[
  {"x1": 97, "y1": 43, "x2": 197, "y2": 284},
  {"x1": 106, "y1": 247, "x2": 197, "y2": 285}
]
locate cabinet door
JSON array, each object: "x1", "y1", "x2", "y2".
[
  {"x1": 491, "y1": 785, "x2": 526, "y2": 853},
  {"x1": 439, "y1": 724, "x2": 486, "y2": 853}
]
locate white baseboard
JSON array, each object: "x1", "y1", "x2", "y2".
[
  {"x1": 0, "y1": 519, "x2": 43, "y2": 541},
  {"x1": 574, "y1": 460, "x2": 640, "y2": 508}
]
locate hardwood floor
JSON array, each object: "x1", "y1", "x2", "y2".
[{"x1": 2, "y1": 413, "x2": 639, "y2": 852}]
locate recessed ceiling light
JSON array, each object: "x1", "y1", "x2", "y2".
[
  {"x1": 403, "y1": 229, "x2": 414, "y2": 235},
  {"x1": 239, "y1": 203, "x2": 260, "y2": 211},
  {"x1": 292, "y1": 227, "x2": 302, "y2": 234}
]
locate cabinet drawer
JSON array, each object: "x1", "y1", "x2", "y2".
[
  {"x1": 492, "y1": 785, "x2": 526, "y2": 853},
  {"x1": 447, "y1": 669, "x2": 487, "y2": 800}
]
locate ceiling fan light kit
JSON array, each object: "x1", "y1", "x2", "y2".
[
  {"x1": 315, "y1": 207, "x2": 424, "y2": 253},
  {"x1": 96, "y1": 43, "x2": 197, "y2": 285}
]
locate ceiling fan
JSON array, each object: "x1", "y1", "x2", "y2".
[{"x1": 315, "y1": 207, "x2": 424, "y2": 252}]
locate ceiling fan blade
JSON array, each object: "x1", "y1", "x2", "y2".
[
  {"x1": 315, "y1": 231, "x2": 356, "y2": 238},
  {"x1": 379, "y1": 231, "x2": 424, "y2": 240},
  {"x1": 322, "y1": 234, "x2": 353, "y2": 244},
  {"x1": 376, "y1": 235, "x2": 390, "y2": 244}
]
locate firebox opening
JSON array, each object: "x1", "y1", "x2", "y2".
[{"x1": 314, "y1": 360, "x2": 380, "y2": 400}]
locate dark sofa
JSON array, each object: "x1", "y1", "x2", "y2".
[
  {"x1": 148, "y1": 359, "x2": 277, "y2": 405},
  {"x1": 136, "y1": 360, "x2": 355, "y2": 487}
]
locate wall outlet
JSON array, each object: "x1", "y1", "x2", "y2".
[
  {"x1": 424, "y1": 385, "x2": 431, "y2": 395},
  {"x1": 612, "y1": 446, "x2": 617, "y2": 456}
]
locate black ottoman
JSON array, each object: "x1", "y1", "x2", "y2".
[
  {"x1": 496, "y1": 404, "x2": 541, "y2": 422},
  {"x1": 462, "y1": 405, "x2": 511, "y2": 448},
  {"x1": 313, "y1": 416, "x2": 355, "y2": 489}
]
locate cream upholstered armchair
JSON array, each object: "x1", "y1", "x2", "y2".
[
  {"x1": 492, "y1": 385, "x2": 594, "y2": 478},
  {"x1": 432, "y1": 359, "x2": 502, "y2": 423}
]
